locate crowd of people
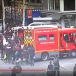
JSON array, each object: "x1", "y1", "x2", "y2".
[{"x1": 0, "y1": 28, "x2": 35, "y2": 66}]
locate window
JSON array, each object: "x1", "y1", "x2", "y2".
[
  {"x1": 36, "y1": 0, "x2": 42, "y2": 3},
  {"x1": 64, "y1": 0, "x2": 75, "y2": 11},
  {"x1": 55, "y1": 0, "x2": 60, "y2": 10},
  {"x1": 60, "y1": 34, "x2": 63, "y2": 47},
  {"x1": 63, "y1": 33, "x2": 69, "y2": 42},
  {"x1": 26, "y1": 0, "x2": 30, "y2": 2},
  {"x1": 38, "y1": 35, "x2": 47, "y2": 41},
  {"x1": 64, "y1": 18, "x2": 75, "y2": 28},
  {"x1": 69, "y1": 33, "x2": 73, "y2": 42},
  {"x1": 74, "y1": 32, "x2": 76, "y2": 36},
  {"x1": 50, "y1": 0, "x2": 60, "y2": 11},
  {"x1": 29, "y1": 34, "x2": 32, "y2": 40},
  {"x1": 49, "y1": 35, "x2": 54, "y2": 41},
  {"x1": 30, "y1": 0, "x2": 35, "y2": 3},
  {"x1": 4, "y1": 0, "x2": 11, "y2": 6},
  {"x1": 50, "y1": 0, "x2": 54, "y2": 10},
  {"x1": 25, "y1": 34, "x2": 29, "y2": 40}
]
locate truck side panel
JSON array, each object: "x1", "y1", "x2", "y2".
[
  {"x1": 35, "y1": 29, "x2": 49, "y2": 51},
  {"x1": 33, "y1": 28, "x2": 59, "y2": 60},
  {"x1": 34, "y1": 28, "x2": 58, "y2": 51}
]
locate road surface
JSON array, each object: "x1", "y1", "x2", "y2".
[{"x1": 0, "y1": 58, "x2": 75, "y2": 76}]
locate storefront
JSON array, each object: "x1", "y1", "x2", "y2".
[{"x1": 61, "y1": 13, "x2": 76, "y2": 28}]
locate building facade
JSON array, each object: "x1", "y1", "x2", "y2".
[
  {"x1": 2, "y1": 0, "x2": 76, "y2": 28},
  {"x1": 2, "y1": 0, "x2": 42, "y2": 29},
  {"x1": 42, "y1": 0, "x2": 76, "y2": 28}
]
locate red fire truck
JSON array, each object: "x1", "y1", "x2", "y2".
[{"x1": 23, "y1": 26, "x2": 76, "y2": 61}]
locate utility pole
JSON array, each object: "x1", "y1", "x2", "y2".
[
  {"x1": 22, "y1": 0, "x2": 25, "y2": 26},
  {"x1": 2, "y1": 0, "x2": 5, "y2": 32}
]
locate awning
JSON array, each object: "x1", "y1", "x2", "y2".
[{"x1": 50, "y1": 13, "x2": 61, "y2": 20}]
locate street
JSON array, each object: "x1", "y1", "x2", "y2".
[{"x1": 0, "y1": 58, "x2": 75, "y2": 76}]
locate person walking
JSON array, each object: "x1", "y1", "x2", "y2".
[
  {"x1": 10, "y1": 61, "x2": 22, "y2": 76},
  {"x1": 0, "y1": 33, "x2": 3, "y2": 59},
  {"x1": 28, "y1": 44, "x2": 35, "y2": 66},
  {"x1": 23, "y1": 45, "x2": 29, "y2": 64},
  {"x1": 73, "y1": 64, "x2": 76, "y2": 76},
  {"x1": 53, "y1": 55, "x2": 60, "y2": 76},
  {"x1": 47, "y1": 61, "x2": 55, "y2": 76}
]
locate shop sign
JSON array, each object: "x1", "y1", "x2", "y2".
[{"x1": 27, "y1": 10, "x2": 32, "y2": 19}]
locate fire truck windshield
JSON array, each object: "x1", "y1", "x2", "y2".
[
  {"x1": 25, "y1": 34, "x2": 32, "y2": 40},
  {"x1": 74, "y1": 32, "x2": 76, "y2": 36},
  {"x1": 25, "y1": 34, "x2": 28, "y2": 40}
]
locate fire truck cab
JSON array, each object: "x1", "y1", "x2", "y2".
[{"x1": 59, "y1": 28, "x2": 76, "y2": 58}]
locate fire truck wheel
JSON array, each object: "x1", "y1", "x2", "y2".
[
  {"x1": 41, "y1": 53, "x2": 49, "y2": 61},
  {"x1": 69, "y1": 51, "x2": 76, "y2": 58},
  {"x1": 59, "y1": 52, "x2": 63, "y2": 59},
  {"x1": 71, "y1": 51, "x2": 76, "y2": 57}
]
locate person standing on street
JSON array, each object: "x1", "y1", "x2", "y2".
[
  {"x1": 53, "y1": 55, "x2": 60, "y2": 76},
  {"x1": 10, "y1": 61, "x2": 22, "y2": 76},
  {"x1": 73, "y1": 64, "x2": 76, "y2": 76},
  {"x1": 3, "y1": 35, "x2": 7, "y2": 53},
  {"x1": 5, "y1": 42, "x2": 12, "y2": 63},
  {"x1": 47, "y1": 61, "x2": 55, "y2": 76},
  {"x1": 28, "y1": 44, "x2": 35, "y2": 66},
  {"x1": 23, "y1": 45, "x2": 29, "y2": 64},
  {"x1": 0, "y1": 33, "x2": 3, "y2": 59}
]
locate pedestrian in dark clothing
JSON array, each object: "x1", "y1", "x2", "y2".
[
  {"x1": 23, "y1": 45, "x2": 29, "y2": 64},
  {"x1": 10, "y1": 40, "x2": 16, "y2": 63},
  {"x1": 11, "y1": 61, "x2": 22, "y2": 76},
  {"x1": 9, "y1": 30, "x2": 13, "y2": 38},
  {"x1": 15, "y1": 44, "x2": 21, "y2": 60},
  {"x1": 14, "y1": 37, "x2": 19, "y2": 44},
  {"x1": 0, "y1": 33, "x2": 3, "y2": 59},
  {"x1": 73, "y1": 64, "x2": 76, "y2": 76},
  {"x1": 47, "y1": 61, "x2": 55, "y2": 76},
  {"x1": 5, "y1": 42, "x2": 12, "y2": 63},
  {"x1": 28, "y1": 45, "x2": 35, "y2": 66},
  {"x1": 53, "y1": 55, "x2": 60, "y2": 76},
  {"x1": 4, "y1": 30, "x2": 9, "y2": 41}
]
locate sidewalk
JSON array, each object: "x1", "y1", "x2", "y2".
[{"x1": 60, "y1": 63, "x2": 75, "y2": 72}]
